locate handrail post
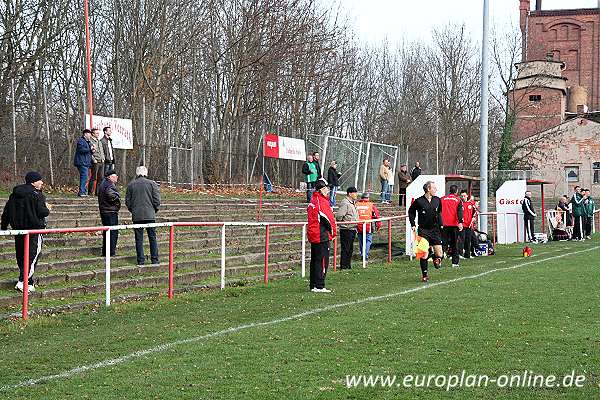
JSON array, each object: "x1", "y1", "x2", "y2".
[
  {"x1": 362, "y1": 222, "x2": 367, "y2": 268},
  {"x1": 105, "y1": 227, "x2": 111, "y2": 306},
  {"x1": 387, "y1": 219, "x2": 392, "y2": 263},
  {"x1": 168, "y1": 225, "x2": 175, "y2": 298},
  {"x1": 333, "y1": 236, "x2": 337, "y2": 272},
  {"x1": 220, "y1": 225, "x2": 226, "y2": 289},
  {"x1": 301, "y1": 224, "x2": 306, "y2": 278},
  {"x1": 264, "y1": 225, "x2": 270, "y2": 284},
  {"x1": 22, "y1": 233, "x2": 30, "y2": 320}
]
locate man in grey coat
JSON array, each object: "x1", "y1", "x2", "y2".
[
  {"x1": 335, "y1": 187, "x2": 359, "y2": 269},
  {"x1": 125, "y1": 166, "x2": 161, "y2": 265}
]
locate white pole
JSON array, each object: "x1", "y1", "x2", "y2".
[
  {"x1": 142, "y1": 95, "x2": 146, "y2": 166},
  {"x1": 479, "y1": 0, "x2": 490, "y2": 232},
  {"x1": 435, "y1": 133, "x2": 439, "y2": 175},
  {"x1": 42, "y1": 80, "x2": 55, "y2": 186},
  {"x1": 321, "y1": 135, "x2": 330, "y2": 176},
  {"x1": 362, "y1": 222, "x2": 367, "y2": 268},
  {"x1": 105, "y1": 228, "x2": 111, "y2": 306},
  {"x1": 301, "y1": 224, "x2": 307, "y2": 278},
  {"x1": 504, "y1": 213, "x2": 508, "y2": 243},
  {"x1": 11, "y1": 77, "x2": 17, "y2": 180},
  {"x1": 190, "y1": 145, "x2": 194, "y2": 189},
  {"x1": 168, "y1": 146, "x2": 172, "y2": 186},
  {"x1": 220, "y1": 225, "x2": 226, "y2": 289},
  {"x1": 354, "y1": 142, "x2": 363, "y2": 188},
  {"x1": 361, "y1": 143, "x2": 371, "y2": 193}
]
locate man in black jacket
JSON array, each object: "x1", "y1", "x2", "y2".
[
  {"x1": 522, "y1": 191, "x2": 536, "y2": 242},
  {"x1": 1, "y1": 171, "x2": 50, "y2": 292},
  {"x1": 410, "y1": 161, "x2": 422, "y2": 181},
  {"x1": 126, "y1": 166, "x2": 161, "y2": 265},
  {"x1": 408, "y1": 180, "x2": 443, "y2": 282},
  {"x1": 327, "y1": 160, "x2": 341, "y2": 207},
  {"x1": 98, "y1": 169, "x2": 121, "y2": 256}
]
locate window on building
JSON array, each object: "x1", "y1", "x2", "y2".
[
  {"x1": 529, "y1": 95, "x2": 542, "y2": 102},
  {"x1": 593, "y1": 162, "x2": 600, "y2": 184},
  {"x1": 565, "y1": 166, "x2": 580, "y2": 183}
]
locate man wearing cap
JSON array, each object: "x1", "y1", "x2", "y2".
[
  {"x1": 1, "y1": 171, "x2": 50, "y2": 292},
  {"x1": 74, "y1": 129, "x2": 93, "y2": 197},
  {"x1": 356, "y1": 192, "x2": 381, "y2": 260},
  {"x1": 307, "y1": 178, "x2": 337, "y2": 292},
  {"x1": 126, "y1": 166, "x2": 161, "y2": 265},
  {"x1": 335, "y1": 187, "x2": 359, "y2": 269},
  {"x1": 98, "y1": 169, "x2": 121, "y2": 256}
]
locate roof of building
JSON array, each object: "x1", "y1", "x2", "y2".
[
  {"x1": 514, "y1": 117, "x2": 600, "y2": 145},
  {"x1": 530, "y1": 8, "x2": 600, "y2": 17}
]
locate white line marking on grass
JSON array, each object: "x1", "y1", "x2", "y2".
[{"x1": 2, "y1": 245, "x2": 598, "y2": 392}]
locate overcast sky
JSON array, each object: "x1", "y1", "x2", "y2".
[{"x1": 323, "y1": 0, "x2": 599, "y2": 44}]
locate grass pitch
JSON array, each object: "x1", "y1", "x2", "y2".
[{"x1": 0, "y1": 238, "x2": 599, "y2": 399}]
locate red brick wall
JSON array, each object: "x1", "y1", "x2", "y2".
[
  {"x1": 511, "y1": 86, "x2": 565, "y2": 142},
  {"x1": 526, "y1": 9, "x2": 600, "y2": 110}
]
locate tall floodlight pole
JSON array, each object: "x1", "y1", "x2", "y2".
[
  {"x1": 83, "y1": 0, "x2": 94, "y2": 127},
  {"x1": 479, "y1": 0, "x2": 490, "y2": 232}
]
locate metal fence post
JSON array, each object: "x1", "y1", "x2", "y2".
[
  {"x1": 220, "y1": 225, "x2": 226, "y2": 289},
  {"x1": 105, "y1": 228, "x2": 111, "y2": 306},
  {"x1": 168, "y1": 225, "x2": 174, "y2": 298},
  {"x1": 362, "y1": 222, "x2": 367, "y2": 268},
  {"x1": 387, "y1": 219, "x2": 392, "y2": 263},
  {"x1": 22, "y1": 233, "x2": 30, "y2": 320},
  {"x1": 264, "y1": 225, "x2": 270, "y2": 284},
  {"x1": 301, "y1": 224, "x2": 306, "y2": 278}
]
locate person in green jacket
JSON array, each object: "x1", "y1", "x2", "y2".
[
  {"x1": 570, "y1": 186, "x2": 584, "y2": 240},
  {"x1": 302, "y1": 154, "x2": 319, "y2": 202},
  {"x1": 583, "y1": 188, "x2": 595, "y2": 239}
]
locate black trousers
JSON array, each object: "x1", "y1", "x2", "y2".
[
  {"x1": 573, "y1": 216, "x2": 583, "y2": 240},
  {"x1": 339, "y1": 229, "x2": 356, "y2": 269},
  {"x1": 310, "y1": 241, "x2": 330, "y2": 289},
  {"x1": 15, "y1": 234, "x2": 43, "y2": 284},
  {"x1": 133, "y1": 220, "x2": 159, "y2": 265},
  {"x1": 101, "y1": 212, "x2": 119, "y2": 256},
  {"x1": 460, "y1": 228, "x2": 473, "y2": 258},
  {"x1": 524, "y1": 218, "x2": 535, "y2": 241},
  {"x1": 443, "y1": 227, "x2": 460, "y2": 265},
  {"x1": 398, "y1": 188, "x2": 407, "y2": 207},
  {"x1": 306, "y1": 182, "x2": 315, "y2": 203},
  {"x1": 584, "y1": 217, "x2": 593, "y2": 237}
]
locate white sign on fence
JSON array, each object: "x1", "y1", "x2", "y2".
[
  {"x1": 405, "y1": 175, "x2": 446, "y2": 257},
  {"x1": 85, "y1": 114, "x2": 134, "y2": 149},
  {"x1": 496, "y1": 180, "x2": 526, "y2": 244}
]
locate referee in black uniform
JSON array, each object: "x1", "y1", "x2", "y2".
[{"x1": 408, "y1": 181, "x2": 444, "y2": 282}]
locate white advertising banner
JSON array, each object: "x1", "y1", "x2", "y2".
[
  {"x1": 496, "y1": 180, "x2": 526, "y2": 244},
  {"x1": 85, "y1": 114, "x2": 134, "y2": 149},
  {"x1": 405, "y1": 175, "x2": 446, "y2": 257},
  {"x1": 279, "y1": 136, "x2": 306, "y2": 161}
]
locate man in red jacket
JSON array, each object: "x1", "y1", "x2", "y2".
[
  {"x1": 459, "y1": 190, "x2": 476, "y2": 258},
  {"x1": 307, "y1": 178, "x2": 337, "y2": 293},
  {"x1": 441, "y1": 185, "x2": 463, "y2": 268}
]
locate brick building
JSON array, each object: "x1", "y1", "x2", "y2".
[{"x1": 512, "y1": 0, "x2": 600, "y2": 194}]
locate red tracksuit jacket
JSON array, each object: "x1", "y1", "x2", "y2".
[
  {"x1": 307, "y1": 191, "x2": 337, "y2": 243},
  {"x1": 440, "y1": 194, "x2": 463, "y2": 227}
]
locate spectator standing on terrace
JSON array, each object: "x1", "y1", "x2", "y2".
[
  {"x1": 583, "y1": 189, "x2": 594, "y2": 239},
  {"x1": 126, "y1": 166, "x2": 161, "y2": 265},
  {"x1": 356, "y1": 192, "x2": 381, "y2": 260},
  {"x1": 312, "y1": 152, "x2": 323, "y2": 179},
  {"x1": 1, "y1": 171, "x2": 50, "y2": 293},
  {"x1": 335, "y1": 187, "x2": 359, "y2": 269},
  {"x1": 522, "y1": 191, "x2": 536, "y2": 242},
  {"x1": 379, "y1": 159, "x2": 392, "y2": 204},
  {"x1": 397, "y1": 164, "x2": 411, "y2": 207},
  {"x1": 98, "y1": 170, "x2": 121, "y2": 257},
  {"x1": 74, "y1": 129, "x2": 93, "y2": 197},
  {"x1": 570, "y1": 186, "x2": 584, "y2": 240},
  {"x1": 101, "y1": 126, "x2": 116, "y2": 174},
  {"x1": 88, "y1": 128, "x2": 105, "y2": 196},
  {"x1": 307, "y1": 178, "x2": 337, "y2": 293},
  {"x1": 410, "y1": 161, "x2": 422, "y2": 181},
  {"x1": 327, "y1": 160, "x2": 341, "y2": 207},
  {"x1": 302, "y1": 154, "x2": 318, "y2": 203}
]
